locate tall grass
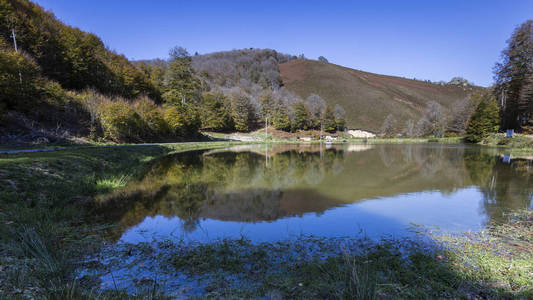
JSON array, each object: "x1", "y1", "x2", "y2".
[{"x1": 340, "y1": 254, "x2": 378, "y2": 300}]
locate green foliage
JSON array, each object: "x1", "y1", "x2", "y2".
[
  {"x1": 494, "y1": 20, "x2": 533, "y2": 129},
  {"x1": 133, "y1": 97, "x2": 170, "y2": 136},
  {"x1": 162, "y1": 47, "x2": 201, "y2": 105},
  {"x1": 272, "y1": 104, "x2": 291, "y2": 131},
  {"x1": 98, "y1": 100, "x2": 144, "y2": 142},
  {"x1": 291, "y1": 101, "x2": 309, "y2": 131},
  {"x1": 230, "y1": 90, "x2": 255, "y2": 132},
  {"x1": 164, "y1": 104, "x2": 201, "y2": 136},
  {"x1": 0, "y1": 0, "x2": 159, "y2": 100},
  {"x1": 323, "y1": 105, "x2": 337, "y2": 133},
  {"x1": 41, "y1": 80, "x2": 67, "y2": 105},
  {"x1": 336, "y1": 118, "x2": 346, "y2": 131},
  {"x1": 259, "y1": 92, "x2": 275, "y2": 120},
  {"x1": 0, "y1": 46, "x2": 41, "y2": 110},
  {"x1": 80, "y1": 92, "x2": 200, "y2": 142},
  {"x1": 465, "y1": 94, "x2": 500, "y2": 143},
  {"x1": 200, "y1": 92, "x2": 234, "y2": 131}
]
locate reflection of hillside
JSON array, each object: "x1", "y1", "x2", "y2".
[
  {"x1": 316, "y1": 145, "x2": 475, "y2": 202},
  {"x1": 97, "y1": 144, "x2": 533, "y2": 238}
]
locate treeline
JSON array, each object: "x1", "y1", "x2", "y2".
[
  {"x1": 135, "y1": 48, "x2": 347, "y2": 133},
  {"x1": 379, "y1": 98, "x2": 476, "y2": 138}
]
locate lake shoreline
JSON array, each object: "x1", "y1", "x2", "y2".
[
  {"x1": 0, "y1": 142, "x2": 531, "y2": 298},
  {"x1": 81, "y1": 210, "x2": 533, "y2": 299}
]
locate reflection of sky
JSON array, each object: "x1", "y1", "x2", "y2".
[{"x1": 120, "y1": 187, "x2": 487, "y2": 244}]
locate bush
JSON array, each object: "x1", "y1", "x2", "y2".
[
  {"x1": 133, "y1": 97, "x2": 169, "y2": 136},
  {"x1": 98, "y1": 100, "x2": 145, "y2": 142},
  {"x1": 164, "y1": 104, "x2": 201, "y2": 136},
  {"x1": 41, "y1": 80, "x2": 67, "y2": 105},
  {"x1": 444, "y1": 132, "x2": 458, "y2": 138},
  {"x1": 497, "y1": 137, "x2": 512, "y2": 145}
]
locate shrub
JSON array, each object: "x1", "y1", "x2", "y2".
[
  {"x1": 98, "y1": 100, "x2": 145, "y2": 142},
  {"x1": 164, "y1": 104, "x2": 200, "y2": 136},
  {"x1": 444, "y1": 132, "x2": 458, "y2": 138},
  {"x1": 41, "y1": 80, "x2": 67, "y2": 105},
  {"x1": 133, "y1": 97, "x2": 169, "y2": 136}
]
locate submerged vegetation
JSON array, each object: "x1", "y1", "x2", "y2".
[{"x1": 82, "y1": 211, "x2": 533, "y2": 299}]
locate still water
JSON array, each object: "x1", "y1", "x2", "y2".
[{"x1": 98, "y1": 144, "x2": 532, "y2": 243}]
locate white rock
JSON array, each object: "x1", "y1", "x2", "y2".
[{"x1": 347, "y1": 130, "x2": 376, "y2": 138}]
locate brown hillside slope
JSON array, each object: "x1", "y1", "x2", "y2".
[{"x1": 280, "y1": 59, "x2": 480, "y2": 132}]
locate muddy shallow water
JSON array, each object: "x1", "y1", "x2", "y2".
[{"x1": 98, "y1": 143, "x2": 533, "y2": 244}]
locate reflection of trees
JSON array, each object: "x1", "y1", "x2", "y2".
[
  {"x1": 465, "y1": 150, "x2": 533, "y2": 223},
  {"x1": 98, "y1": 148, "x2": 346, "y2": 234},
  {"x1": 98, "y1": 145, "x2": 533, "y2": 238}
]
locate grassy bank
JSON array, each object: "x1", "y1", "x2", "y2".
[
  {"x1": 0, "y1": 141, "x2": 247, "y2": 299},
  {"x1": 479, "y1": 133, "x2": 533, "y2": 159}
]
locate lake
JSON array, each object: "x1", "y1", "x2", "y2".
[{"x1": 97, "y1": 143, "x2": 533, "y2": 244}]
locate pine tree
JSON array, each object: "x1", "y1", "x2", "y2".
[
  {"x1": 323, "y1": 105, "x2": 337, "y2": 133},
  {"x1": 259, "y1": 92, "x2": 275, "y2": 122},
  {"x1": 200, "y1": 92, "x2": 234, "y2": 131},
  {"x1": 162, "y1": 47, "x2": 201, "y2": 105},
  {"x1": 230, "y1": 89, "x2": 255, "y2": 132},
  {"x1": 272, "y1": 102, "x2": 291, "y2": 131},
  {"x1": 465, "y1": 95, "x2": 500, "y2": 143},
  {"x1": 291, "y1": 101, "x2": 309, "y2": 131}
]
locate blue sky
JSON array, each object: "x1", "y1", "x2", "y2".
[{"x1": 33, "y1": 0, "x2": 532, "y2": 86}]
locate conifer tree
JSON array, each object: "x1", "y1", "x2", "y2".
[
  {"x1": 465, "y1": 95, "x2": 500, "y2": 143},
  {"x1": 323, "y1": 105, "x2": 337, "y2": 133},
  {"x1": 291, "y1": 101, "x2": 309, "y2": 131}
]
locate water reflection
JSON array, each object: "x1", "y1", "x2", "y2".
[{"x1": 96, "y1": 144, "x2": 533, "y2": 243}]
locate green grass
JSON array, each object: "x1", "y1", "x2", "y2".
[
  {"x1": 478, "y1": 133, "x2": 533, "y2": 159},
  {"x1": 434, "y1": 210, "x2": 533, "y2": 294},
  {"x1": 481, "y1": 133, "x2": 533, "y2": 149}
]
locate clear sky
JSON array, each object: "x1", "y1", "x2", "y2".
[{"x1": 33, "y1": 0, "x2": 532, "y2": 87}]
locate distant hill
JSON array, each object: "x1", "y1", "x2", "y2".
[{"x1": 280, "y1": 59, "x2": 481, "y2": 132}]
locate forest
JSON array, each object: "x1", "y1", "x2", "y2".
[{"x1": 0, "y1": 0, "x2": 346, "y2": 144}]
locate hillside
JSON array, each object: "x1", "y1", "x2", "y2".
[{"x1": 280, "y1": 59, "x2": 480, "y2": 132}]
